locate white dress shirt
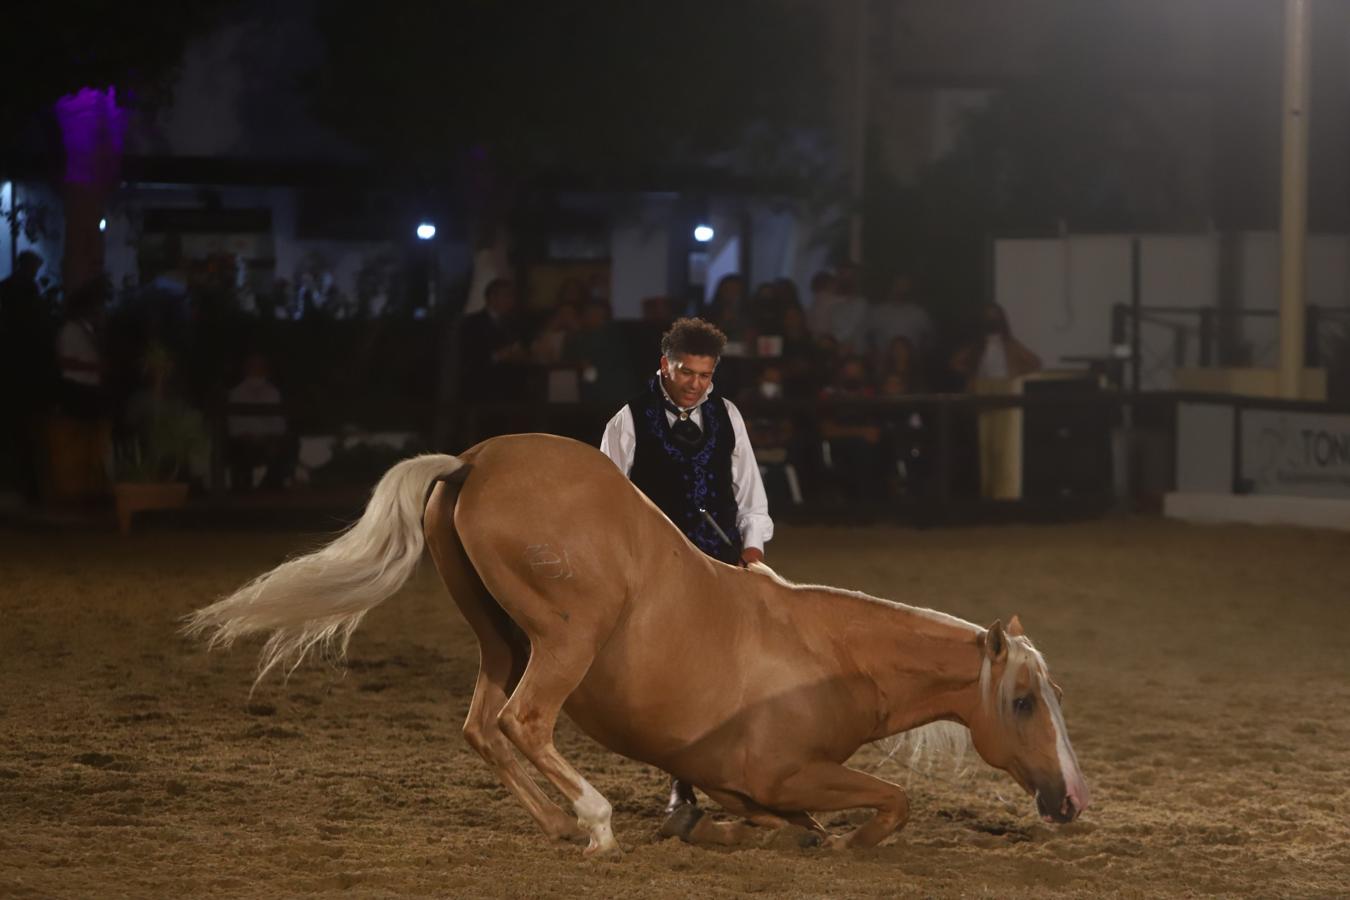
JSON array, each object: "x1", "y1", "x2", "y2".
[{"x1": 600, "y1": 378, "x2": 774, "y2": 553}]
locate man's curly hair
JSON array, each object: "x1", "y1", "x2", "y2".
[{"x1": 660, "y1": 317, "x2": 727, "y2": 360}]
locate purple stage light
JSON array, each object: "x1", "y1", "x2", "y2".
[{"x1": 54, "y1": 87, "x2": 128, "y2": 186}]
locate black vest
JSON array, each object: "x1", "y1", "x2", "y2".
[{"x1": 627, "y1": 377, "x2": 742, "y2": 564}]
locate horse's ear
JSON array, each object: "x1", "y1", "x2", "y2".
[
  {"x1": 1007, "y1": 615, "x2": 1024, "y2": 637},
  {"x1": 983, "y1": 620, "x2": 1008, "y2": 662}
]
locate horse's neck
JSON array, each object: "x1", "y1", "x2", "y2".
[{"x1": 796, "y1": 586, "x2": 986, "y2": 742}]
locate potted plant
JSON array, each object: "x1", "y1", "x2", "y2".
[{"x1": 112, "y1": 344, "x2": 208, "y2": 535}]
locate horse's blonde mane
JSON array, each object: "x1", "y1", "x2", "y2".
[
  {"x1": 745, "y1": 561, "x2": 980, "y2": 635},
  {"x1": 979, "y1": 634, "x2": 1050, "y2": 718}
]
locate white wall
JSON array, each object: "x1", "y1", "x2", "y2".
[
  {"x1": 996, "y1": 232, "x2": 1350, "y2": 388},
  {"x1": 994, "y1": 236, "x2": 1134, "y2": 375}
]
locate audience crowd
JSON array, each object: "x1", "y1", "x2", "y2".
[{"x1": 1, "y1": 252, "x2": 1041, "y2": 508}]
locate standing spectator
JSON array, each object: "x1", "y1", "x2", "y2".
[
  {"x1": 599, "y1": 316, "x2": 773, "y2": 816},
  {"x1": 868, "y1": 274, "x2": 935, "y2": 377},
  {"x1": 55, "y1": 281, "x2": 107, "y2": 419},
  {"x1": 632, "y1": 296, "x2": 676, "y2": 379},
  {"x1": 50, "y1": 281, "x2": 110, "y2": 500},
  {"x1": 460, "y1": 278, "x2": 529, "y2": 401},
  {"x1": 950, "y1": 302, "x2": 1042, "y2": 388},
  {"x1": 563, "y1": 299, "x2": 630, "y2": 408},
  {"x1": 704, "y1": 274, "x2": 747, "y2": 340},
  {"x1": 746, "y1": 281, "x2": 786, "y2": 336},
  {"x1": 824, "y1": 263, "x2": 870, "y2": 355},
  {"x1": 1, "y1": 251, "x2": 56, "y2": 504}
]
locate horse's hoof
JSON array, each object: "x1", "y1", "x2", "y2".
[
  {"x1": 551, "y1": 823, "x2": 589, "y2": 845},
  {"x1": 658, "y1": 803, "x2": 704, "y2": 842},
  {"x1": 762, "y1": 824, "x2": 820, "y2": 850},
  {"x1": 584, "y1": 841, "x2": 624, "y2": 861}
]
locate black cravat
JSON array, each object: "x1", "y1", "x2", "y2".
[{"x1": 663, "y1": 400, "x2": 703, "y2": 447}]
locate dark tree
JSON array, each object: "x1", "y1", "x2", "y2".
[
  {"x1": 307, "y1": 1, "x2": 831, "y2": 191},
  {"x1": 1, "y1": 1, "x2": 241, "y2": 153}
]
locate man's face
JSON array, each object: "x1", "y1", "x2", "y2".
[{"x1": 661, "y1": 354, "x2": 717, "y2": 408}]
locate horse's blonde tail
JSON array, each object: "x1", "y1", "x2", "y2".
[{"x1": 183, "y1": 453, "x2": 464, "y2": 689}]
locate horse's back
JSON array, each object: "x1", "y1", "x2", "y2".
[{"x1": 445, "y1": 433, "x2": 676, "y2": 637}]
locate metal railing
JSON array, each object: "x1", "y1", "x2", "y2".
[{"x1": 1111, "y1": 303, "x2": 1350, "y2": 390}]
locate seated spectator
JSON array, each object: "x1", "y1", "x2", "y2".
[
  {"x1": 739, "y1": 363, "x2": 804, "y2": 506},
  {"x1": 807, "y1": 270, "x2": 841, "y2": 335},
  {"x1": 818, "y1": 355, "x2": 884, "y2": 501},
  {"x1": 878, "y1": 336, "x2": 922, "y2": 395},
  {"x1": 529, "y1": 302, "x2": 581, "y2": 365},
  {"x1": 225, "y1": 353, "x2": 297, "y2": 491},
  {"x1": 773, "y1": 277, "x2": 803, "y2": 320},
  {"x1": 950, "y1": 302, "x2": 1042, "y2": 388},
  {"x1": 780, "y1": 304, "x2": 824, "y2": 398},
  {"x1": 868, "y1": 274, "x2": 935, "y2": 377},
  {"x1": 556, "y1": 277, "x2": 588, "y2": 308}
]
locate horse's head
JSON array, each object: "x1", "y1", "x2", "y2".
[{"x1": 965, "y1": 616, "x2": 1090, "y2": 824}]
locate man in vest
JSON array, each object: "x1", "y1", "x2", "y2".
[{"x1": 600, "y1": 316, "x2": 773, "y2": 814}]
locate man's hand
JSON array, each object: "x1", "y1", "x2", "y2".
[{"x1": 740, "y1": 547, "x2": 764, "y2": 567}]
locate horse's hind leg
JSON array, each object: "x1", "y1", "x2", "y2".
[
  {"x1": 424, "y1": 483, "x2": 584, "y2": 843},
  {"x1": 496, "y1": 635, "x2": 622, "y2": 858}
]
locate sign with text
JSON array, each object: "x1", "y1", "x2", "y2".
[{"x1": 1242, "y1": 409, "x2": 1350, "y2": 499}]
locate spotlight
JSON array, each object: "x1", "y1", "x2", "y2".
[
  {"x1": 693, "y1": 224, "x2": 714, "y2": 243},
  {"x1": 98, "y1": 218, "x2": 107, "y2": 233},
  {"x1": 416, "y1": 222, "x2": 436, "y2": 240}
]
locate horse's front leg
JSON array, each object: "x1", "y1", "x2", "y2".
[
  {"x1": 755, "y1": 762, "x2": 909, "y2": 850},
  {"x1": 660, "y1": 787, "x2": 829, "y2": 848}
]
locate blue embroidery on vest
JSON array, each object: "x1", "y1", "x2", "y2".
[{"x1": 641, "y1": 400, "x2": 739, "y2": 557}]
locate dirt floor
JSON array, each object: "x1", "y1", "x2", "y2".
[{"x1": 2, "y1": 519, "x2": 1349, "y2": 899}]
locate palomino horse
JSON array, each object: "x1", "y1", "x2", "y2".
[{"x1": 188, "y1": 433, "x2": 1089, "y2": 857}]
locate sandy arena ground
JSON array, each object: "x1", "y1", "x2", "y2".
[{"x1": 2, "y1": 519, "x2": 1349, "y2": 898}]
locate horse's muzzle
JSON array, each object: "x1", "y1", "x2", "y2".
[{"x1": 1035, "y1": 788, "x2": 1082, "y2": 824}]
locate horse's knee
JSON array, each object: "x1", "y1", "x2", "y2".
[
  {"x1": 497, "y1": 706, "x2": 544, "y2": 749},
  {"x1": 462, "y1": 719, "x2": 494, "y2": 756},
  {"x1": 876, "y1": 790, "x2": 910, "y2": 826}
]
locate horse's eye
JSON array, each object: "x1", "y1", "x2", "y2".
[{"x1": 1012, "y1": 695, "x2": 1034, "y2": 715}]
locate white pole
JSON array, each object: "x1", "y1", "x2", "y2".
[{"x1": 1277, "y1": 0, "x2": 1311, "y2": 399}]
